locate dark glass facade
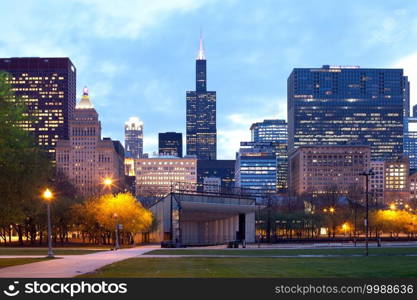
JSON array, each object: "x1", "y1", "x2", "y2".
[
  {"x1": 197, "y1": 159, "x2": 235, "y2": 188},
  {"x1": 288, "y1": 65, "x2": 407, "y2": 160},
  {"x1": 186, "y1": 40, "x2": 217, "y2": 160},
  {"x1": 0, "y1": 57, "x2": 76, "y2": 159},
  {"x1": 159, "y1": 132, "x2": 183, "y2": 157}
]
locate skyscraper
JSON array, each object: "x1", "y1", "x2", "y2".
[
  {"x1": 250, "y1": 119, "x2": 288, "y2": 191},
  {"x1": 186, "y1": 35, "x2": 217, "y2": 160},
  {"x1": 288, "y1": 65, "x2": 407, "y2": 160},
  {"x1": 250, "y1": 119, "x2": 287, "y2": 143},
  {"x1": 124, "y1": 117, "x2": 143, "y2": 159},
  {"x1": 159, "y1": 132, "x2": 182, "y2": 157},
  {"x1": 0, "y1": 57, "x2": 76, "y2": 158},
  {"x1": 404, "y1": 117, "x2": 417, "y2": 169},
  {"x1": 56, "y1": 88, "x2": 125, "y2": 196}
]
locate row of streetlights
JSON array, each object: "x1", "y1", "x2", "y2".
[{"x1": 41, "y1": 176, "x2": 118, "y2": 258}]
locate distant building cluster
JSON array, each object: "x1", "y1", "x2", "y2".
[{"x1": 2, "y1": 52, "x2": 417, "y2": 210}]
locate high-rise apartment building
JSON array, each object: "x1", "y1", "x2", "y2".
[
  {"x1": 250, "y1": 119, "x2": 288, "y2": 191},
  {"x1": 159, "y1": 132, "x2": 183, "y2": 157},
  {"x1": 124, "y1": 117, "x2": 143, "y2": 159},
  {"x1": 0, "y1": 57, "x2": 76, "y2": 158},
  {"x1": 288, "y1": 65, "x2": 408, "y2": 160},
  {"x1": 186, "y1": 36, "x2": 217, "y2": 160},
  {"x1": 56, "y1": 88, "x2": 125, "y2": 196}
]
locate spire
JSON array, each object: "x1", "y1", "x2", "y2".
[
  {"x1": 197, "y1": 31, "x2": 205, "y2": 60},
  {"x1": 76, "y1": 86, "x2": 94, "y2": 109}
]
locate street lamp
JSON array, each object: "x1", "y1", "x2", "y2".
[
  {"x1": 113, "y1": 213, "x2": 120, "y2": 250},
  {"x1": 42, "y1": 188, "x2": 54, "y2": 258},
  {"x1": 359, "y1": 168, "x2": 375, "y2": 257},
  {"x1": 103, "y1": 177, "x2": 113, "y2": 192}
]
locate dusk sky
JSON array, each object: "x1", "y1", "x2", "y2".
[{"x1": 2, "y1": 0, "x2": 417, "y2": 159}]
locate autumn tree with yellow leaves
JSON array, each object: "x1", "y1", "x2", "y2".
[{"x1": 73, "y1": 193, "x2": 153, "y2": 245}]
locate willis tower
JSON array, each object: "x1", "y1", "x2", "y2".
[{"x1": 186, "y1": 35, "x2": 217, "y2": 160}]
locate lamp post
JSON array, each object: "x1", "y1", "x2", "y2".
[
  {"x1": 42, "y1": 188, "x2": 54, "y2": 258},
  {"x1": 359, "y1": 168, "x2": 375, "y2": 257},
  {"x1": 113, "y1": 213, "x2": 120, "y2": 250},
  {"x1": 103, "y1": 177, "x2": 120, "y2": 250}
]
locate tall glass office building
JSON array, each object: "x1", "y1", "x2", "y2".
[
  {"x1": 404, "y1": 117, "x2": 417, "y2": 170},
  {"x1": 235, "y1": 142, "x2": 277, "y2": 193},
  {"x1": 250, "y1": 119, "x2": 287, "y2": 143},
  {"x1": 250, "y1": 119, "x2": 288, "y2": 191},
  {"x1": 0, "y1": 57, "x2": 76, "y2": 159},
  {"x1": 287, "y1": 65, "x2": 408, "y2": 160},
  {"x1": 186, "y1": 36, "x2": 217, "y2": 160}
]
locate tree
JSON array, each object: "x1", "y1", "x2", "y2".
[
  {"x1": 50, "y1": 170, "x2": 81, "y2": 245},
  {"x1": 0, "y1": 71, "x2": 52, "y2": 245},
  {"x1": 73, "y1": 193, "x2": 153, "y2": 245}
]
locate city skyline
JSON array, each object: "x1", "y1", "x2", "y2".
[{"x1": 1, "y1": 1, "x2": 417, "y2": 159}]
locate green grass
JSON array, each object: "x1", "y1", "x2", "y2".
[
  {"x1": 145, "y1": 247, "x2": 417, "y2": 256},
  {"x1": 0, "y1": 258, "x2": 50, "y2": 269},
  {"x1": 0, "y1": 247, "x2": 107, "y2": 256},
  {"x1": 79, "y1": 256, "x2": 417, "y2": 278}
]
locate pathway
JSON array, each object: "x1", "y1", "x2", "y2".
[{"x1": 0, "y1": 246, "x2": 158, "y2": 278}]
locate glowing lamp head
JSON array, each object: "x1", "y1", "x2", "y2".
[
  {"x1": 103, "y1": 177, "x2": 113, "y2": 187},
  {"x1": 329, "y1": 207, "x2": 335, "y2": 213},
  {"x1": 389, "y1": 203, "x2": 396, "y2": 210},
  {"x1": 43, "y1": 188, "x2": 53, "y2": 201}
]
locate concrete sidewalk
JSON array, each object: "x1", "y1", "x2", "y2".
[{"x1": 0, "y1": 246, "x2": 158, "y2": 278}]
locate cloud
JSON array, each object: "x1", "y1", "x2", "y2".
[
  {"x1": 85, "y1": 81, "x2": 113, "y2": 107},
  {"x1": 73, "y1": 0, "x2": 215, "y2": 40},
  {"x1": 143, "y1": 134, "x2": 158, "y2": 157},
  {"x1": 130, "y1": 79, "x2": 180, "y2": 114},
  {"x1": 217, "y1": 129, "x2": 249, "y2": 159},
  {"x1": 392, "y1": 52, "x2": 417, "y2": 107},
  {"x1": 98, "y1": 61, "x2": 128, "y2": 76}
]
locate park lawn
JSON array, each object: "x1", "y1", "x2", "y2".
[
  {"x1": 80, "y1": 256, "x2": 417, "y2": 278},
  {"x1": 145, "y1": 247, "x2": 417, "y2": 256},
  {"x1": 0, "y1": 247, "x2": 107, "y2": 256},
  {"x1": 0, "y1": 258, "x2": 50, "y2": 269}
]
